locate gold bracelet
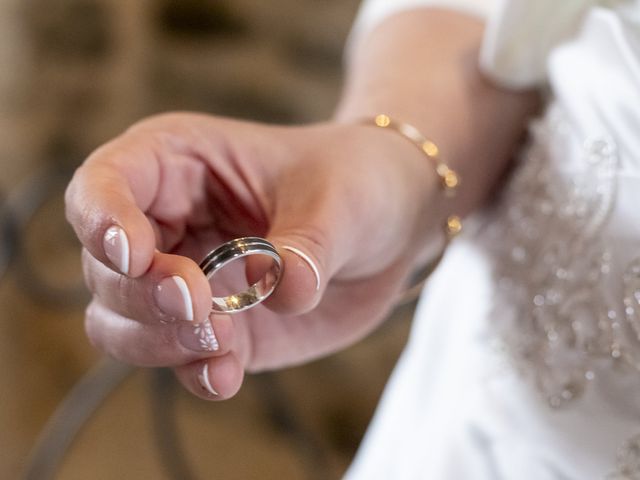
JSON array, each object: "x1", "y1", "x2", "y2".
[
  {"x1": 361, "y1": 114, "x2": 463, "y2": 303},
  {"x1": 373, "y1": 114, "x2": 459, "y2": 194}
]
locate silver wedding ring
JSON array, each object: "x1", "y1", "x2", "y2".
[{"x1": 199, "y1": 237, "x2": 282, "y2": 314}]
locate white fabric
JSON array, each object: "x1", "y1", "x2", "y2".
[
  {"x1": 349, "y1": 0, "x2": 601, "y2": 89},
  {"x1": 480, "y1": 0, "x2": 596, "y2": 88},
  {"x1": 345, "y1": 1, "x2": 640, "y2": 479}
]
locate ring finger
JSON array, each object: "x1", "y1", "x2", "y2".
[
  {"x1": 85, "y1": 300, "x2": 234, "y2": 367},
  {"x1": 82, "y1": 248, "x2": 213, "y2": 325}
]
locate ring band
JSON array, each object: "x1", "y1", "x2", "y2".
[{"x1": 199, "y1": 237, "x2": 283, "y2": 314}]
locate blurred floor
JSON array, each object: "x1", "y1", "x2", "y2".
[
  {"x1": 0, "y1": 263, "x2": 413, "y2": 479},
  {"x1": 0, "y1": 1, "x2": 416, "y2": 479}
]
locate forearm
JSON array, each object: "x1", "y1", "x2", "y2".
[{"x1": 335, "y1": 8, "x2": 540, "y2": 231}]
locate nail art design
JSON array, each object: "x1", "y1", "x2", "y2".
[
  {"x1": 282, "y1": 245, "x2": 321, "y2": 291},
  {"x1": 193, "y1": 319, "x2": 219, "y2": 352},
  {"x1": 198, "y1": 363, "x2": 218, "y2": 396},
  {"x1": 177, "y1": 316, "x2": 220, "y2": 352}
]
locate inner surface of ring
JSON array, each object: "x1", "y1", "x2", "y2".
[
  {"x1": 211, "y1": 262, "x2": 280, "y2": 312},
  {"x1": 199, "y1": 238, "x2": 282, "y2": 314}
]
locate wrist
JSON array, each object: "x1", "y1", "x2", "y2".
[{"x1": 326, "y1": 120, "x2": 448, "y2": 270}]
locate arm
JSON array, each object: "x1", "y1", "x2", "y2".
[
  {"x1": 65, "y1": 8, "x2": 540, "y2": 400},
  {"x1": 337, "y1": 8, "x2": 540, "y2": 233}
]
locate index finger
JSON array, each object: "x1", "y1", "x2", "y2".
[{"x1": 64, "y1": 132, "x2": 160, "y2": 277}]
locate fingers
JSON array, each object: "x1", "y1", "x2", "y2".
[
  {"x1": 174, "y1": 354, "x2": 244, "y2": 400},
  {"x1": 65, "y1": 134, "x2": 161, "y2": 278},
  {"x1": 82, "y1": 248, "x2": 212, "y2": 325},
  {"x1": 85, "y1": 300, "x2": 234, "y2": 367}
]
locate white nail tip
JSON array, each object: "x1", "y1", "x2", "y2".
[
  {"x1": 172, "y1": 275, "x2": 194, "y2": 321},
  {"x1": 283, "y1": 245, "x2": 321, "y2": 291},
  {"x1": 120, "y1": 230, "x2": 130, "y2": 275},
  {"x1": 104, "y1": 226, "x2": 130, "y2": 275},
  {"x1": 198, "y1": 363, "x2": 218, "y2": 396}
]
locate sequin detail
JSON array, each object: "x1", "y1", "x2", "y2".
[
  {"x1": 484, "y1": 106, "x2": 622, "y2": 408},
  {"x1": 607, "y1": 435, "x2": 640, "y2": 480},
  {"x1": 478, "y1": 105, "x2": 640, "y2": 477}
]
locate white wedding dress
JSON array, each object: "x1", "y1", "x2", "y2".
[{"x1": 345, "y1": 1, "x2": 640, "y2": 479}]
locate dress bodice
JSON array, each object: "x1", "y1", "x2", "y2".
[{"x1": 346, "y1": 2, "x2": 640, "y2": 479}]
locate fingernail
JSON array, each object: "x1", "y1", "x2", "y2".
[
  {"x1": 154, "y1": 275, "x2": 194, "y2": 321},
  {"x1": 282, "y1": 245, "x2": 321, "y2": 291},
  {"x1": 178, "y1": 318, "x2": 219, "y2": 352},
  {"x1": 103, "y1": 226, "x2": 130, "y2": 275},
  {"x1": 198, "y1": 363, "x2": 218, "y2": 396}
]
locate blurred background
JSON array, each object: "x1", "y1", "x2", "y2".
[{"x1": 0, "y1": 1, "x2": 416, "y2": 479}]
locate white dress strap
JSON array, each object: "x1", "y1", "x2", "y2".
[
  {"x1": 480, "y1": 0, "x2": 596, "y2": 89},
  {"x1": 347, "y1": 0, "x2": 595, "y2": 90}
]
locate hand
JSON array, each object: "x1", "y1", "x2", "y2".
[{"x1": 65, "y1": 112, "x2": 437, "y2": 400}]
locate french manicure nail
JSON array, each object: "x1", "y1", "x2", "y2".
[
  {"x1": 103, "y1": 226, "x2": 130, "y2": 275},
  {"x1": 282, "y1": 245, "x2": 321, "y2": 291},
  {"x1": 178, "y1": 318, "x2": 219, "y2": 352},
  {"x1": 154, "y1": 275, "x2": 194, "y2": 321},
  {"x1": 198, "y1": 363, "x2": 218, "y2": 396}
]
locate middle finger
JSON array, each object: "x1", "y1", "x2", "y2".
[{"x1": 82, "y1": 248, "x2": 213, "y2": 324}]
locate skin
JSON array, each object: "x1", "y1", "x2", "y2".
[{"x1": 65, "y1": 9, "x2": 539, "y2": 400}]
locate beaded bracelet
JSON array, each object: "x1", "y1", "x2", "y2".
[{"x1": 362, "y1": 114, "x2": 463, "y2": 303}]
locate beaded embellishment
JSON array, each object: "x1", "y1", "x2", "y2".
[
  {"x1": 484, "y1": 106, "x2": 622, "y2": 407},
  {"x1": 479, "y1": 105, "x2": 640, "y2": 477},
  {"x1": 606, "y1": 434, "x2": 640, "y2": 479}
]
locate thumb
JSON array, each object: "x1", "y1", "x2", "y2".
[
  {"x1": 263, "y1": 229, "x2": 329, "y2": 315},
  {"x1": 256, "y1": 186, "x2": 352, "y2": 315}
]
